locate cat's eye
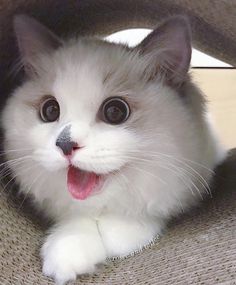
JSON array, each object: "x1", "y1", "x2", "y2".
[
  {"x1": 39, "y1": 98, "x2": 60, "y2": 122},
  {"x1": 100, "y1": 97, "x2": 130, "y2": 125}
]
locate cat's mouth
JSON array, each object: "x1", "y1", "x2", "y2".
[{"x1": 67, "y1": 165, "x2": 103, "y2": 200}]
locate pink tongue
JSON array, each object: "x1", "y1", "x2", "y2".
[{"x1": 67, "y1": 166, "x2": 98, "y2": 200}]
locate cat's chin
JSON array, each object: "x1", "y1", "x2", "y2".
[{"x1": 67, "y1": 165, "x2": 105, "y2": 200}]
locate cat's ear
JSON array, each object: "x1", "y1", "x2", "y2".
[
  {"x1": 14, "y1": 15, "x2": 62, "y2": 76},
  {"x1": 136, "y1": 16, "x2": 191, "y2": 87}
]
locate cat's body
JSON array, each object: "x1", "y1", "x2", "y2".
[{"x1": 2, "y1": 15, "x2": 224, "y2": 284}]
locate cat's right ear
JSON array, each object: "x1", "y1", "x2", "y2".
[
  {"x1": 135, "y1": 16, "x2": 191, "y2": 87},
  {"x1": 14, "y1": 15, "x2": 62, "y2": 76}
]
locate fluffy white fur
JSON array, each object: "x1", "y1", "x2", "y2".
[{"x1": 2, "y1": 15, "x2": 225, "y2": 284}]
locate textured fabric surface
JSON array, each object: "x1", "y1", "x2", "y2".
[{"x1": 1, "y1": 150, "x2": 236, "y2": 285}]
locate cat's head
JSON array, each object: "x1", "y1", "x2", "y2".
[{"x1": 2, "y1": 15, "x2": 192, "y2": 200}]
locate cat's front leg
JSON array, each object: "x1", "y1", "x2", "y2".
[
  {"x1": 41, "y1": 217, "x2": 106, "y2": 285},
  {"x1": 98, "y1": 215, "x2": 161, "y2": 258}
]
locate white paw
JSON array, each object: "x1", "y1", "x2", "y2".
[
  {"x1": 98, "y1": 215, "x2": 161, "y2": 258},
  {"x1": 41, "y1": 233, "x2": 106, "y2": 285}
]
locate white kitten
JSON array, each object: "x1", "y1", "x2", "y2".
[{"x1": 2, "y1": 15, "x2": 225, "y2": 284}]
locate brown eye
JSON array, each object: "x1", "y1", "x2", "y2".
[
  {"x1": 40, "y1": 98, "x2": 60, "y2": 122},
  {"x1": 100, "y1": 97, "x2": 130, "y2": 125}
]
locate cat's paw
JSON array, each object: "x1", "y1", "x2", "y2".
[
  {"x1": 41, "y1": 234, "x2": 106, "y2": 285},
  {"x1": 98, "y1": 215, "x2": 161, "y2": 258}
]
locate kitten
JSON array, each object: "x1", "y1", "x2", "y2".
[{"x1": 2, "y1": 15, "x2": 225, "y2": 284}]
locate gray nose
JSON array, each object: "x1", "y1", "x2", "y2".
[
  {"x1": 56, "y1": 125, "x2": 79, "y2": 156},
  {"x1": 56, "y1": 140, "x2": 78, "y2": 156}
]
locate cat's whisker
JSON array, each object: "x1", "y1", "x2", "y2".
[
  {"x1": 116, "y1": 153, "x2": 208, "y2": 199},
  {"x1": 118, "y1": 164, "x2": 187, "y2": 214},
  {"x1": 145, "y1": 153, "x2": 212, "y2": 196},
  {"x1": 0, "y1": 156, "x2": 34, "y2": 180},
  {"x1": 132, "y1": 156, "x2": 201, "y2": 199},
  {"x1": 147, "y1": 152, "x2": 215, "y2": 179},
  {"x1": 0, "y1": 151, "x2": 33, "y2": 159},
  {"x1": 127, "y1": 149, "x2": 215, "y2": 174},
  {"x1": 0, "y1": 162, "x2": 40, "y2": 196},
  {"x1": 0, "y1": 166, "x2": 32, "y2": 195},
  {"x1": 17, "y1": 169, "x2": 45, "y2": 211},
  {"x1": 149, "y1": 157, "x2": 210, "y2": 198},
  {"x1": 159, "y1": 161, "x2": 204, "y2": 199},
  {"x1": 0, "y1": 147, "x2": 34, "y2": 154},
  {"x1": 125, "y1": 164, "x2": 167, "y2": 185},
  {"x1": 114, "y1": 171, "x2": 146, "y2": 213},
  {"x1": 122, "y1": 151, "x2": 213, "y2": 194},
  {"x1": 0, "y1": 155, "x2": 33, "y2": 168}
]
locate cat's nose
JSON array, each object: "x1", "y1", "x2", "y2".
[{"x1": 56, "y1": 140, "x2": 80, "y2": 156}]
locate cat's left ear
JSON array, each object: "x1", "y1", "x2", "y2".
[
  {"x1": 14, "y1": 15, "x2": 62, "y2": 76},
  {"x1": 136, "y1": 16, "x2": 191, "y2": 87}
]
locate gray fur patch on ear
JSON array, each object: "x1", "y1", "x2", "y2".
[
  {"x1": 14, "y1": 14, "x2": 62, "y2": 76},
  {"x1": 136, "y1": 16, "x2": 192, "y2": 87}
]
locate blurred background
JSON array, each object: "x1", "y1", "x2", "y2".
[{"x1": 107, "y1": 29, "x2": 236, "y2": 149}]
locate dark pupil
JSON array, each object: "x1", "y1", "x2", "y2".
[
  {"x1": 104, "y1": 100, "x2": 127, "y2": 124},
  {"x1": 43, "y1": 100, "x2": 59, "y2": 122}
]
